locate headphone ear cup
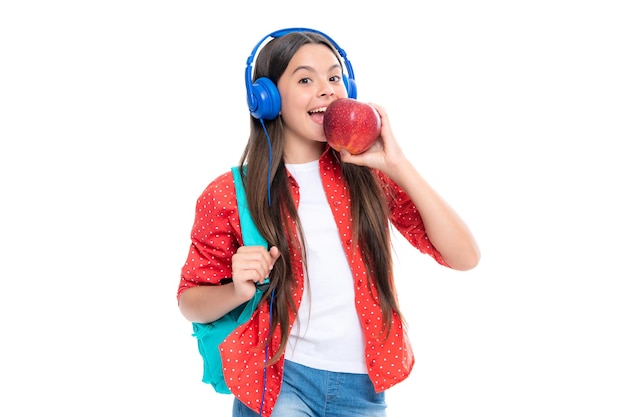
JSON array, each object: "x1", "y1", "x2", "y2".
[
  {"x1": 343, "y1": 74, "x2": 357, "y2": 99},
  {"x1": 248, "y1": 77, "x2": 281, "y2": 120}
]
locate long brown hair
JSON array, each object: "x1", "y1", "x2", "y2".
[{"x1": 239, "y1": 31, "x2": 403, "y2": 364}]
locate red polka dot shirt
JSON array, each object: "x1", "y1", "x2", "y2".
[{"x1": 178, "y1": 147, "x2": 448, "y2": 416}]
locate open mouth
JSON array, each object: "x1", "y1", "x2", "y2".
[{"x1": 308, "y1": 107, "x2": 327, "y2": 124}]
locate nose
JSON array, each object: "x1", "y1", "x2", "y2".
[{"x1": 319, "y1": 82, "x2": 335, "y2": 98}]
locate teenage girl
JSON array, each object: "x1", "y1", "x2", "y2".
[{"x1": 178, "y1": 28, "x2": 480, "y2": 417}]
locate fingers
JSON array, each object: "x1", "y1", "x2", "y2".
[
  {"x1": 369, "y1": 102, "x2": 385, "y2": 116},
  {"x1": 269, "y1": 245, "x2": 281, "y2": 264},
  {"x1": 368, "y1": 103, "x2": 393, "y2": 139},
  {"x1": 232, "y1": 245, "x2": 281, "y2": 284}
]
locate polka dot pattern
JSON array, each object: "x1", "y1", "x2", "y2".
[
  {"x1": 178, "y1": 148, "x2": 447, "y2": 416},
  {"x1": 177, "y1": 171, "x2": 243, "y2": 299}
]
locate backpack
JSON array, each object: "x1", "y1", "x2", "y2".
[{"x1": 191, "y1": 166, "x2": 269, "y2": 394}]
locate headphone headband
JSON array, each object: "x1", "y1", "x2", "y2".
[{"x1": 245, "y1": 27, "x2": 357, "y2": 120}]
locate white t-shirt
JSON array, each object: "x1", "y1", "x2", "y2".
[{"x1": 284, "y1": 160, "x2": 367, "y2": 374}]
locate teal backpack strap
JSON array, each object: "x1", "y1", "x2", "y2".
[
  {"x1": 190, "y1": 166, "x2": 270, "y2": 395},
  {"x1": 231, "y1": 166, "x2": 268, "y2": 248}
]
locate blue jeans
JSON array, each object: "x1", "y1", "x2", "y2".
[{"x1": 232, "y1": 360, "x2": 387, "y2": 417}]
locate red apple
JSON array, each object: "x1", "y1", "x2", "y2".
[{"x1": 323, "y1": 98, "x2": 381, "y2": 154}]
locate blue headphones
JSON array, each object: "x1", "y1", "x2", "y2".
[{"x1": 245, "y1": 28, "x2": 358, "y2": 120}]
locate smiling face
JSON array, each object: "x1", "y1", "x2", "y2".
[{"x1": 276, "y1": 43, "x2": 348, "y2": 163}]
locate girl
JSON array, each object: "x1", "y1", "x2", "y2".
[{"x1": 178, "y1": 28, "x2": 480, "y2": 417}]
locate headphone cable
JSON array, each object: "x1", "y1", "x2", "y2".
[
  {"x1": 259, "y1": 288, "x2": 275, "y2": 416},
  {"x1": 258, "y1": 118, "x2": 273, "y2": 416},
  {"x1": 259, "y1": 119, "x2": 272, "y2": 205}
]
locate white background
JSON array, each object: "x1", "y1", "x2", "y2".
[{"x1": 1, "y1": 1, "x2": 625, "y2": 416}]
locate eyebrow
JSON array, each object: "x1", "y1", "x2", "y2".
[{"x1": 291, "y1": 63, "x2": 342, "y2": 75}]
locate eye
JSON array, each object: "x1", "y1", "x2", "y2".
[
  {"x1": 298, "y1": 77, "x2": 312, "y2": 84},
  {"x1": 329, "y1": 75, "x2": 342, "y2": 83}
]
